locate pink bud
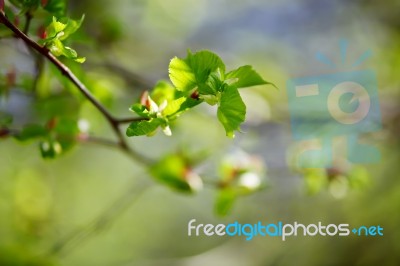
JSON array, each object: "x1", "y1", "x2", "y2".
[
  {"x1": 0, "y1": 0, "x2": 4, "y2": 13},
  {"x1": 37, "y1": 25, "x2": 47, "y2": 39},
  {"x1": 139, "y1": 91, "x2": 150, "y2": 110},
  {"x1": 41, "y1": 0, "x2": 48, "y2": 7}
]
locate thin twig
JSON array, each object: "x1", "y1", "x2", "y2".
[{"x1": 0, "y1": 11, "x2": 152, "y2": 165}]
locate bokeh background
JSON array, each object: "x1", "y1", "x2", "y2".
[{"x1": 1, "y1": 0, "x2": 400, "y2": 265}]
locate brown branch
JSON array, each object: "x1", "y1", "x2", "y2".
[{"x1": 0, "y1": 11, "x2": 152, "y2": 165}]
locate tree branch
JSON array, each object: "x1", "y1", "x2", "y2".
[{"x1": 0, "y1": 11, "x2": 152, "y2": 165}]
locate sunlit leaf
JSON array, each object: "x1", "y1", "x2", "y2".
[
  {"x1": 217, "y1": 86, "x2": 246, "y2": 138},
  {"x1": 126, "y1": 118, "x2": 164, "y2": 137},
  {"x1": 225, "y1": 65, "x2": 275, "y2": 88}
]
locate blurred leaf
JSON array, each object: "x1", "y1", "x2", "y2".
[
  {"x1": 215, "y1": 188, "x2": 237, "y2": 216},
  {"x1": 348, "y1": 166, "x2": 370, "y2": 189},
  {"x1": 14, "y1": 124, "x2": 48, "y2": 141},
  {"x1": 9, "y1": 0, "x2": 40, "y2": 11},
  {"x1": 217, "y1": 86, "x2": 246, "y2": 138},
  {"x1": 303, "y1": 169, "x2": 328, "y2": 195},
  {"x1": 53, "y1": 117, "x2": 79, "y2": 151},
  {"x1": 43, "y1": 0, "x2": 66, "y2": 17},
  {"x1": 150, "y1": 154, "x2": 201, "y2": 193}
]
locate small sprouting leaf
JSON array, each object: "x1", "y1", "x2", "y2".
[
  {"x1": 43, "y1": 16, "x2": 85, "y2": 63},
  {"x1": 217, "y1": 86, "x2": 246, "y2": 138},
  {"x1": 45, "y1": 16, "x2": 67, "y2": 40},
  {"x1": 59, "y1": 14, "x2": 85, "y2": 41},
  {"x1": 225, "y1": 65, "x2": 274, "y2": 88},
  {"x1": 150, "y1": 154, "x2": 202, "y2": 193},
  {"x1": 130, "y1": 103, "x2": 150, "y2": 118},
  {"x1": 169, "y1": 50, "x2": 225, "y2": 93},
  {"x1": 126, "y1": 118, "x2": 164, "y2": 137}
]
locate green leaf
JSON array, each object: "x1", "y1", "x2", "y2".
[
  {"x1": 130, "y1": 103, "x2": 150, "y2": 118},
  {"x1": 43, "y1": 16, "x2": 85, "y2": 63},
  {"x1": 45, "y1": 16, "x2": 67, "y2": 40},
  {"x1": 126, "y1": 118, "x2": 163, "y2": 137},
  {"x1": 169, "y1": 57, "x2": 196, "y2": 92},
  {"x1": 162, "y1": 97, "x2": 185, "y2": 117},
  {"x1": 215, "y1": 188, "x2": 237, "y2": 216},
  {"x1": 14, "y1": 124, "x2": 48, "y2": 141},
  {"x1": 217, "y1": 86, "x2": 246, "y2": 138},
  {"x1": 169, "y1": 50, "x2": 225, "y2": 93},
  {"x1": 225, "y1": 65, "x2": 274, "y2": 88},
  {"x1": 59, "y1": 14, "x2": 85, "y2": 41},
  {"x1": 150, "y1": 81, "x2": 175, "y2": 104}
]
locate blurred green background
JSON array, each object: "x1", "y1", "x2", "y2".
[{"x1": 1, "y1": 0, "x2": 400, "y2": 265}]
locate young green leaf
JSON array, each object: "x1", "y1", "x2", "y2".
[
  {"x1": 217, "y1": 86, "x2": 246, "y2": 138},
  {"x1": 126, "y1": 118, "x2": 164, "y2": 137},
  {"x1": 169, "y1": 57, "x2": 197, "y2": 92},
  {"x1": 130, "y1": 103, "x2": 150, "y2": 118},
  {"x1": 225, "y1": 65, "x2": 274, "y2": 88},
  {"x1": 59, "y1": 14, "x2": 85, "y2": 41},
  {"x1": 169, "y1": 50, "x2": 225, "y2": 93},
  {"x1": 43, "y1": 16, "x2": 85, "y2": 63}
]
